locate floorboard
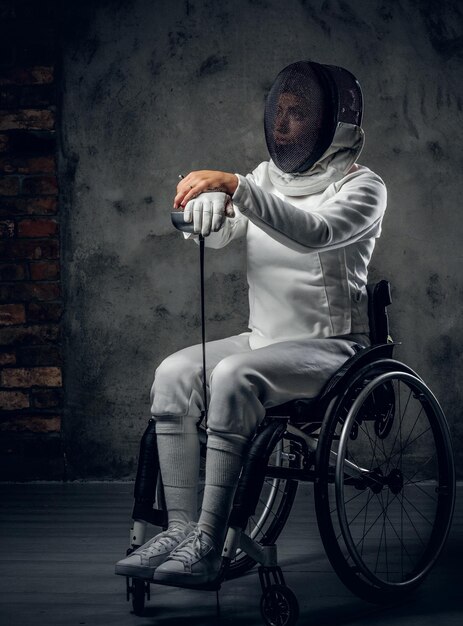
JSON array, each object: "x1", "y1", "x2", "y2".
[{"x1": 0, "y1": 482, "x2": 461, "y2": 625}]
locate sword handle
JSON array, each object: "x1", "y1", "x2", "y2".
[{"x1": 171, "y1": 211, "x2": 195, "y2": 233}]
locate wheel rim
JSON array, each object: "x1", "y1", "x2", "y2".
[
  {"x1": 262, "y1": 588, "x2": 291, "y2": 626},
  {"x1": 335, "y1": 371, "x2": 455, "y2": 589}
]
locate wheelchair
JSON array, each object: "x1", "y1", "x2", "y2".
[{"x1": 121, "y1": 280, "x2": 456, "y2": 626}]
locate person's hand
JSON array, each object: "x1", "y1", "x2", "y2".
[
  {"x1": 183, "y1": 191, "x2": 235, "y2": 237},
  {"x1": 174, "y1": 170, "x2": 239, "y2": 209}
]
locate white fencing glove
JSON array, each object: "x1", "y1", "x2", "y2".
[{"x1": 183, "y1": 191, "x2": 235, "y2": 237}]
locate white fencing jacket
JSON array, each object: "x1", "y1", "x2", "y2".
[{"x1": 185, "y1": 160, "x2": 387, "y2": 350}]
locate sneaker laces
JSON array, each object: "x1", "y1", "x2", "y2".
[
  {"x1": 168, "y1": 525, "x2": 205, "y2": 564},
  {"x1": 140, "y1": 525, "x2": 187, "y2": 556}
]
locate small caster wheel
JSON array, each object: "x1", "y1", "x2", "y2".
[
  {"x1": 132, "y1": 578, "x2": 149, "y2": 616},
  {"x1": 260, "y1": 584, "x2": 299, "y2": 626}
]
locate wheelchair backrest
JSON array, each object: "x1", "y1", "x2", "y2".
[{"x1": 367, "y1": 280, "x2": 392, "y2": 345}]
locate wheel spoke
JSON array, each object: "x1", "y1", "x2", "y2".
[
  {"x1": 384, "y1": 381, "x2": 410, "y2": 475},
  {"x1": 374, "y1": 491, "x2": 416, "y2": 571},
  {"x1": 392, "y1": 426, "x2": 432, "y2": 469},
  {"x1": 358, "y1": 421, "x2": 386, "y2": 469},
  {"x1": 384, "y1": 489, "x2": 390, "y2": 578},
  {"x1": 404, "y1": 479, "x2": 438, "y2": 504},
  {"x1": 335, "y1": 489, "x2": 376, "y2": 544},
  {"x1": 352, "y1": 488, "x2": 403, "y2": 550},
  {"x1": 359, "y1": 420, "x2": 380, "y2": 458},
  {"x1": 374, "y1": 491, "x2": 387, "y2": 574},
  {"x1": 400, "y1": 452, "x2": 436, "y2": 489},
  {"x1": 374, "y1": 425, "x2": 432, "y2": 475},
  {"x1": 393, "y1": 404, "x2": 424, "y2": 462},
  {"x1": 360, "y1": 482, "x2": 372, "y2": 558},
  {"x1": 346, "y1": 475, "x2": 430, "y2": 578},
  {"x1": 399, "y1": 496, "x2": 427, "y2": 548},
  {"x1": 257, "y1": 498, "x2": 278, "y2": 519},
  {"x1": 401, "y1": 492, "x2": 435, "y2": 528},
  {"x1": 345, "y1": 489, "x2": 377, "y2": 531},
  {"x1": 263, "y1": 479, "x2": 288, "y2": 499}
]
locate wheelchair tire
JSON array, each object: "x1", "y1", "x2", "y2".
[
  {"x1": 260, "y1": 584, "x2": 300, "y2": 626},
  {"x1": 314, "y1": 359, "x2": 455, "y2": 603},
  {"x1": 131, "y1": 578, "x2": 148, "y2": 616},
  {"x1": 225, "y1": 428, "x2": 298, "y2": 579}
]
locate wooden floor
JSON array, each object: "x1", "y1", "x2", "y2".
[{"x1": 0, "y1": 482, "x2": 461, "y2": 626}]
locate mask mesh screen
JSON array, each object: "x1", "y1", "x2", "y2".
[{"x1": 264, "y1": 61, "x2": 334, "y2": 174}]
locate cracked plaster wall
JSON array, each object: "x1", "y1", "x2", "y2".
[{"x1": 60, "y1": 0, "x2": 463, "y2": 478}]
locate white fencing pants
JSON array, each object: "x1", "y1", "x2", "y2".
[
  {"x1": 151, "y1": 332, "x2": 367, "y2": 546},
  {"x1": 151, "y1": 332, "x2": 368, "y2": 447}
]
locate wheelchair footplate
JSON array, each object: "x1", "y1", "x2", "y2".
[{"x1": 125, "y1": 568, "x2": 225, "y2": 618}]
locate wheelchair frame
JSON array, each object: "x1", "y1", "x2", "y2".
[{"x1": 122, "y1": 281, "x2": 456, "y2": 625}]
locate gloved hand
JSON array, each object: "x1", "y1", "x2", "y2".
[{"x1": 183, "y1": 191, "x2": 235, "y2": 237}]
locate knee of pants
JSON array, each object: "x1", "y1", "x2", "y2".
[
  {"x1": 207, "y1": 355, "x2": 265, "y2": 440},
  {"x1": 150, "y1": 351, "x2": 203, "y2": 417}
]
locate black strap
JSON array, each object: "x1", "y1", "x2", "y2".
[{"x1": 199, "y1": 235, "x2": 208, "y2": 426}]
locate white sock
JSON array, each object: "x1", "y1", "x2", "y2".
[
  {"x1": 155, "y1": 416, "x2": 200, "y2": 528},
  {"x1": 198, "y1": 434, "x2": 246, "y2": 550}
]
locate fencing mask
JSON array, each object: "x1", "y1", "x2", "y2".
[{"x1": 264, "y1": 61, "x2": 363, "y2": 180}]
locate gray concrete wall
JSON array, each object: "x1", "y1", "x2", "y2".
[{"x1": 59, "y1": 0, "x2": 463, "y2": 478}]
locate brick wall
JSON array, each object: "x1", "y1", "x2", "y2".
[{"x1": 0, "y1": 1, "x2": 64, "y2": 480}]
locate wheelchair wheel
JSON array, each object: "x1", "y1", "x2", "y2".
[
  {"x1": 260, "y1": 584, "x2": 300, "y2": 626},
  {"x1": 131, "y1": 578, "x2": 149, "y2": 616},
  {"x1": 225, "y1": 428, "x2": 298, "y2": 579},
  {"x1": 314, "y1": 360, "x2": 455, "y2": 603}
]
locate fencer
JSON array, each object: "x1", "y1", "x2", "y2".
[{"x1": 115, "y1": 61, "x2": 387, "y2": 587}]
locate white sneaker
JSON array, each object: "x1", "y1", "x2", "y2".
[
  {"x1": 153, "y1": 525, "x2": 222, "y2": 587},
  {"x1": 115, "y1": 522, "x2": 195, "y2": 579}
]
